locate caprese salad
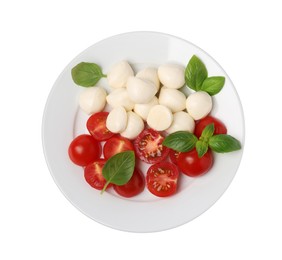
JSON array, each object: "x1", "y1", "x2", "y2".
[{"x1": 68, "y1": 55, "x2": 241, "y2": 198}]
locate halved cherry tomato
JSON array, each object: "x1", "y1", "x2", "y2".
[
  {"x1": 134, "y1": 128, "x2": 170, "y2": 164},
  {"x1": 68, "y1": 134, "x2": 101, "y2": 166},
  {"x1": 86, "y1": 112, "x2": 115, "y2": 141},
  {"x1": 103, "y1": 136, "x2": 134, "y2": 160},
  {"x1": 146, "y1": 162, "x2": 179, "y2": 197},
  {"x1": 194, "y1": 115, "x2": 227, "y2": 138},
  {"x1": 177, "y1": 148, "x2": 213, "y2": 177},
  {"x1": 84, "y1": 159, "x2": 111, "y2": 190},
  {"x1": 113, "y1": 168, "x2": 145, "y2": 197},
  {"x1": 169, "y1": 149, "x2": 181, "y2": 164}
]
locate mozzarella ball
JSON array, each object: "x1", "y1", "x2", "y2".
[
  {"x1": 134, "y1": 96, "x2": 159, "y2": 121},
  {"x1": 186, "y1": 91, "x2": 212, "y2": 120},
  {"x1": 166, "y1": 111, "x2": 195, "y2": 134},
  {"x1": 158, "y1": 87, "x2": 186, "y2": 112},
  {"x1": 106, "y1": 88, "x2": 134, "y2": 111},
  {"x1": 106, "y1": 106, "x2": 127, "y2": 133},
  {"x1": 79, "y1": 87, "x2": 107, "y2": 115},
  {"x1": 120, "y1": 111, "x2": 144, "y2": 140},
  {"x1": 158, "y1": 64, "x2": 185, "y2": 89},
  {"x1": 126, "y1": 76, "x2": 157, "y2": 104},
  {"x1": 147, "y1": 105, "x2": 173, "y2": 131},
  {"x1": 107, "y1": 60, "x2": 134, "y2": 88},
  {"x1": 136, "y1": 67, "x2": 160, "y2": 91}
]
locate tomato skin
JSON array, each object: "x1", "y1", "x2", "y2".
[
  {"x1": 146, "y1": 162, "x2": 179, "y2": 197},
  {"x1": 84, "y1": 159, "x2": 111, "y2": 190},
  {"x1": 134, "y1": 128, "x2": 170, "y2": 164},
  {"x1": 113, "y1": 168, "x2": 145, "y2": 198},
  {"x1": 86, "y1": 112, "x2": 115, "y2": 141},
  {"x1": 177, "y1": 148, "x2": 213, "y2": 177},
  {"x1": 103, "y1": 136, "x2": 134, "y2": 160},
  {"x1": 68, "y1": 134, "x2": 101, "y2": 166},
  {"x1": 194, "y1": 116, "x2": 227, "y2": 138}
]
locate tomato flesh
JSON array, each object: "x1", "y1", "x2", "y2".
[
  {"x1": 84, "y1": 159, "x2": 111, "y2": 190},
  {"x1": 87, "y1": 112, "x2": 115, "y2": 141},
  {"x1": 103, "y1": 136, "x2": 134, "y2": 160},
  {"x1": 113, "y1": 168, "x2": 145, "y2": 197},
  {"x1": 146, "y1": 162, "x2": 179, "y2": 197},
  {"x1": 194, "y1": 116, "x2": 227, "y2": 138},
  {"x1": 134, "y1": 128, "x2": 169, "y2": 164},
  {"x1": 169, "y1": 149, "x2": 181, "y2": 164},
  {"x1": 177, "y1": 148, "x2": 213, "y2": 177},
  {"x1": 68, "y1": 134, "x2": 101, "y2": 166}
]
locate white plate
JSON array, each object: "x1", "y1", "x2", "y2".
[{"x1": 42, "y1": 32, "x2": 244, "y2": 232}]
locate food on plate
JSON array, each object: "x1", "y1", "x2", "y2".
[
  {"x1": 86, "y1": 112, "x2": 115, "y2": 141},
  {"x1": 157, "y1": 64, "x2": 185, "y2": 89},
  {"x1": 147, "y1": 104, "x2": 173, "y2": 131},
  {"x1": 68, "y1": 134, "x2": 101, "y2": 166},
  {"x1": 68, "y1": 55, "x2": 241, "y2": 198},
  {"x1": 158, "y1": 87, "x2": 186, "y2": 112},
  {"x1": 126, "y1": 76, "x2": 157, "y2": 104},
  {"x1": 79, "y1": 87, "x2": 107, "y2": 115},
  {"x1": 107, "y1": 60, "x2": 134, "y2": 88},
  {"x1": 186, "y1": 91, "x2": 212, "y2": 120},
  {"x1": 166, "y1": 111, "x2": 195, "y2": 134},
  {"x1": 106, "y1": 106, "x2": 128, "y2": 133}
]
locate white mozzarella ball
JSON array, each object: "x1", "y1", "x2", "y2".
[
  {"x1": 136, "y1": 67, "x2": 160, "y2": 91},
  {"x1": 134, "y1": 96, "x2": 159, "y2": 121},
  {"x1": 158, "y1": 64, "x2": 185, "y2": 89},
  {"x1": 106, "y1": 106, "x2": 127, "y2": 133},
  {"x1": 186, "y1": 91, "x2": 212, "y2": 120},
  {"x1": 158, "y1": 87, "x2": 186, "y2": 112},
  {"x1": 166, "y1": 111, "x2": 195, "y2": 134},
  {"x1": 107, "y1": 60, "x2": 134, "y2": 88},
  {"x1": 120, "y1": 111, "x2": 144, "y2": 140},
  {"x1": 79, "y1": 87, "x2": 107, "y2": 115},
  {"x1": 106, "y1": 88, "x2": 134, "y2": 111},
  {"x1": 126, "y1": 76, "x2": 157, "y2": 104},
  {"x1": 147, "y1": 105, "x2": 173, "y2": 131}
]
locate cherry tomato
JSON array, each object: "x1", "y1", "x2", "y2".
[
  {"x1": 194, "y1": 115, "x2": 227, "y2": 138},
  {"x1": 68, "y1": 134, "x2": 101, "y2": 166},
  {"x1": 86, "y1": 112, "x2": 115, "y2": 141},
  {"x1": 84, "y1": 159, "x2": 111, "y2": 190},
  {"x1": 177, "y1": 148, "x2": 213, "y2": 177},
  {"x1": 103, "y1": 136, "x2": 134, "y2": 160},
  {"x1": 134, "y1": 128, "x2": 170, "y2": 164},
  {"x1": 113, "y1": 168, "x2": 145, "y2": 197},
  {"x1": 169, "y1": 149, "x2": 181, "y2": 164},
  {"x1": 146, "y1": 162, "x2": 179, "y2": 197}
]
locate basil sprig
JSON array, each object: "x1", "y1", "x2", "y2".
[
  {"x1": 71, "y1": 62, "x2": 106, "y2": 87},
  {"x1": 185, "y1": 55, "x2": 225, "y2": 96},
  {"x1": 101, "y1": 151, "x2": 135, "y2": 193},
  {"x1": 163, "y1": 123, "x2": 241, "y2": 158}
]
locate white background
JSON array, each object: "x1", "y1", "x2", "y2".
[{"x1": 1, "y1": 0, "x2": 281, "y2": 259}]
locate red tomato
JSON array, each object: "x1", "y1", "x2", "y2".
[
  {"x1": 169, "y1": 149, "x2": 181, "y2": 164},
  {"x1": 146, "y1": 162, "x2": 179, "y2": 197},
  {"x1": 68, "y1": 134, "x2": 101, "y2": 166},
  {"x1": 134, "y1": 128, "x2": 170, "y2": 164},
  {"x1": 84, "y1": 159, "x2": 111, "y2": 190},
  {"x1": 194, "y1": 116, "x2": 227, "y2": 138},
  {"x1": 177, "y1": 148, "x2": 213, "y2": 177},
  {"x1": 103, "y1": 136, "x2": 134, "y2": 160},
  {"x1": 113, "y1": 168, "x2": 145, "y2": 197},
  {"x1": 86, "y1": 112, "x2": 115, "y2": 141}
]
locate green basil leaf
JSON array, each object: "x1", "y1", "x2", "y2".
[
  {"x1": 209, "y1": 134, "x2": 241, "y2": 153},
  {"x1": 200, "y1": 123, "x2": 215, "y2": 140},
  {"x1": 196, "y1": 140, "x2": 209, "y2": 158},
  {"x1": 163, "y1": 131, "x2": 198, "y2": 152},
  {"x1": 201, "y1": 76, "x2": 225, "y2": 96},
  {"x1": 71, "y1": 62, "x2": 106, "y2": 87},
  {"x1": 101, "y1": 151, "x2": 135, "y2": 193},
  {"x1": 185, "y1": 55, "x2": 208, "y2": 91}
]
